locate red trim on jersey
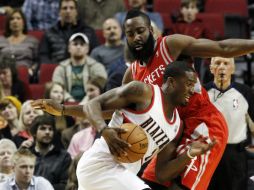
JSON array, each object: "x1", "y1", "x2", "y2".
[
  {"x1": 125, "y1": 85, "x2": 155, "y2": 114},
  {"x1": 160, "y1": 38, "x2": 172, "y2": 65},
  {"x1": 159, "y1": 88, "x2": 177, "y2": 125},
  {"x1": 163, "y1": 37, "x2": 174, "y2": 62},
  {"x1": 131, "y1": 61, "x2": 136, "y2": 80},
  {"x1": 122, "y1": 113, "x2": 132, "y2": 123}
]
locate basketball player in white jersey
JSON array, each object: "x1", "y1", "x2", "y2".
[{"x1": 32, "y1": 61, "x2": 215, "y2": 190}]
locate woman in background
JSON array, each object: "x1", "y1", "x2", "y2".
[
  {"x1": 0, "y1": 55, "x2": 26, "y2": 102},
  {"x1": 0, "y1": 9, "x2": 39, "y2": 81},
  {"x1": 12, "y1": 100, "x2": 43, "y2": 148},
  {"x1": 0, "y1": 96, "x2": 21, "y2": 139},
  {"x1": 44, "y1": 82, "x2": 75, "y2": 133}
]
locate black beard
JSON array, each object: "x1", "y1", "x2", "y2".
[
  {"x1": 38, "y1": 140, "x2": 52, "y2": 148},
  {"x1": 127, "y1": 32, "x2": 155, "y2": 62}
]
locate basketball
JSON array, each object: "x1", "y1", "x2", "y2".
[{"x1": 116, "y1": 123, "x2": 148, "y2": 163}]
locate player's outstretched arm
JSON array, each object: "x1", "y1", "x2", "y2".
[
  {"x1": 155, "y1": 137, "x2": 216, "y2": 183},
  {"x1": 31, "y1": 99, "x2": 114, "y2": 119},
  {"x1": 166, "y1": 34, "x2": 254, "y2": 60}
]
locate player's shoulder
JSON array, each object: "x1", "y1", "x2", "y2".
[
  {"x1": 122, "y1": 81, "x2": 153, "y2": 98},
  {"x1": 165, "y1": 34, "x2": 191, "y2": 42},
  {"x1": 126, "y1": 81, "x2": 152, "y2": 91}
]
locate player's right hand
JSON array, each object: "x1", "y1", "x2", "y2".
[
  {"x1": 189, "y1": 137, "x2": 216, "y2": 157},
  {"x1": 102, "y1": 127, "x2": 130, "y2": 157},
  {"x1": 31, "y1": 99, "x2": 63, "y2": 116}
]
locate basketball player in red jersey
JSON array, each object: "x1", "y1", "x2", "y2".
[{"x1": 121, "y1": 9, "x2": 254, "y2": 190}]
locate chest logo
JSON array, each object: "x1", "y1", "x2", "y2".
[{"x1": 233, "y1": 99, "x2": 239, "y2": 110}]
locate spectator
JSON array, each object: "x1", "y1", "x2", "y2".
[
  {"x1": 22, "y1": 0, "x2": 59, "y2": 30},
  {"x1": 0, "y1": 116, "x2": 8, "y2": 140},
  {"x1": 205, "y1": 57, "x2": 254, "y2": 190},
  {"x1": 65, "y1": 153, "x2": 82, "y2": 190},
  {"x1": 0, "y1": 0, "x2": 24, "y2": 15},
  {"x1": 52, "y1": 33, "x2": 107, "y2": 102},
  {"x1": 39, "y1": 0, "x2": 99, "y2": 64},
  {"x1": 105, "y1": 57, "x2": 128, "y2": 91},
  {"x1": 61, "y1": 77, "x2": 102, "y2": 148},
  {"x1": 77, "y1": 0, "x2": 125, "y2": 30},
  {"x1": 91, "y1": 18, "x2": 124, "y2": 71},
  {"x1": 13, "y1": 100, "x2": 43, "y2": 148},
  {"x1": 67, "y1": 119, "x2": 96, "y2": 159},
  {"x1": 171, "y1": 0, "x2": 214, "y2": 83},
  {"x1": 115, "y1": 0, "x2": 164, "y2": 32},
  {"x1": 0, "y1": 148, "x2": 54, "y2": 189},
  {"x1": 0, "y1": 139, "x2": 17, "y2": 182},
  {"x1": 44, "y1": 82, "x2": 75, "y2": 132},
  {"x1": 0, "y1": 55, "x2": 26, "y2": 102},
  {"x1": 0, "y1": 96, "x2": 22, "y2": 138},
  {"x1": 29, "y1": 114, "x2": 72, "y2": 190},
  {"x1": 0, "y1": 9, "x2": 39, "y2": 81},
  {"x1": 171, "y1": 0, "x2": 213, "y2": 39}
]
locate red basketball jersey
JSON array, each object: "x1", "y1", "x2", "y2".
[
  {"x1": 132, "y1": 36, "x2": 228, "y2": 190},
  {"x1": 131, "y1": 36, "x2": 211, "y2": 120}
]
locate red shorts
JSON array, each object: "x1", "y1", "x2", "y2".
[{"x1": 142, "y1": 104, "x2": 228, "y2": 190}]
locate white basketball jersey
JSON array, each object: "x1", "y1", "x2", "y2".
[{"x1": 109, "y1": 85, "x2": 181, "y2": 164}]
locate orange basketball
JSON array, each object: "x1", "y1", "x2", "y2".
[{"x1": 116, "y1": 123, "x2": 148, "y2": 163}]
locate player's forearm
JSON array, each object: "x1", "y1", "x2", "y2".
[
  {"x1": 63, "y1": 105, "x2": 86, "y2": 118},
  {"x1": 63, "y1": 105, "x2": 114, "y2": 120},
  {"x1": 156, "y1": 152, "x2": 191, "y2": 183},
  {"x1": 218, "y1": 39, "x2": 254, "y2": 57}
]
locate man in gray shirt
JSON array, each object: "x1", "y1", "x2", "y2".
[{"x1": 90, "y1": 18, "x2": 124, "y2": 72}]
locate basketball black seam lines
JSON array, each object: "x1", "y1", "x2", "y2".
[
  {"x1": 131, "y1": 137, "x2": 147, "y2": 145},
  {"x1": 127, "y1": 148, "x2": 146, "y2": 154},
  {"x1": 126, "y1": 125, "x2": 138, "y2": 142}
]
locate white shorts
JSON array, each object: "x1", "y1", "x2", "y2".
[{"x1": 77, "y1": 138, "x2": 150, "y2": 190}]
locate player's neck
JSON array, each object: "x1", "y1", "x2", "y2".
[
  {"x1": 162, "y1": 93, "x2": 175, "y2": 119},
  {"x1": 140, "y1": 57, "x2": 150, "y2": 66}
]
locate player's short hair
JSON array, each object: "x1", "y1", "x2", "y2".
[
  {"x1": 60, "y1": 0, "x2": 78, "y2": 9},
  {"x1": 30, "y1": 114, "x2": 56, "y2": 137},
  {"x1": 12, "y1": 148, "x2": 36, "y2": 165},
  {"x1": 181, "y1": 0, "x2": 198, "y2": 8},
  {"x1": 163, "y1": 61, "x2": 195, "y2": 82},
  {"x1": 123, "y1": 9, "x2": 151, "y2": 29}
]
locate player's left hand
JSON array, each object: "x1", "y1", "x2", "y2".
[
  {"x1": 102, "y1": 127, "x2": 130, "y2": 157},
  {"x1": 31, "y1": 99, "x2": 63, "y2": 116},
  {"x1": 189, "y1": 137, "x2": 216, "y2": 157}
]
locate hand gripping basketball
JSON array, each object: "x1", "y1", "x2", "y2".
[
  {"x1": 31, "y1": 99, "x2": 63, "y2": 116},
  {"x1": 116, "y1": 123, "x2": 148, "y2": 163}
]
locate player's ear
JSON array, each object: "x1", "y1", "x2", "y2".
[
  {"x1": 209, "y1": 62, "x2": 215, "y2": 75},
  {"x1": 149, "y1": 25, "x2": 153, "y2": 34},
  {"x1": 166, "y1": 77, "x2": 176, "y2": 90}
]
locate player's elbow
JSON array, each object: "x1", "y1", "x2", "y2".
[{"x1": 217, "y1": 41, "x2": 241, "y2": 58}]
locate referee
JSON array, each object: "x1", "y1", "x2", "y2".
[{"x1": 205, "y1": 57, "x2": 254, "y2": 190}]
